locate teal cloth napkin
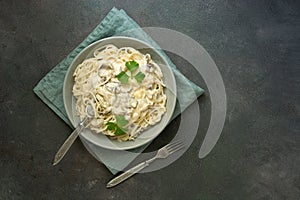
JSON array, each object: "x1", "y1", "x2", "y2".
[{"x1": 33, "y1": 7, "x2": 204, "y2": 174}]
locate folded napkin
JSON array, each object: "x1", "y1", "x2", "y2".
[{"x1": 34, "y1": 7, "x2": 204, "y2": 174}]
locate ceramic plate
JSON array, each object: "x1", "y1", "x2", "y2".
[{"x1": 63, "y1": 36, "x2": 176, "y2": 150}]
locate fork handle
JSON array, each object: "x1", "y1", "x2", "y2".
[
  {"x1": 52, "y1": 117, "x2": 87, "y2": 165},
  {"x1": 106, "y1": 158, "x2": 155, "y2": 188}
]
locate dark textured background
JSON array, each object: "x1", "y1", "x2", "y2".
[{"x1": 1, "y1": 0, "x2": 299, "y2": 199}]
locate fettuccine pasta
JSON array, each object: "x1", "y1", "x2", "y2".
[{"x1": 72, "y1": 44, "x2": 167, "y2": 141}]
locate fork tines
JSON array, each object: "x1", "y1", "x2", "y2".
[{"x1": 165, "y1": 139, "x2": 185, "y2": 153}]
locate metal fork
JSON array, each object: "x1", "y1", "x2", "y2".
[
  {"x1": 106, "y1": 140, "x2": 185, "y2": 188},
  {"x1": 53, "y1": 105, "x2": 94, "y2": 165}
]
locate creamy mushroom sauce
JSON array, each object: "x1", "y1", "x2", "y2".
[{"x1": 73, "y1": 45, "x2": 166, "y2": 141}]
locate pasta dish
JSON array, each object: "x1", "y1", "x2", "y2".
[{"x1": 72, "y1": 44, "x2": 167, "y2": 141}]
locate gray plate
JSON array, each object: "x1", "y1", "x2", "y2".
[{"x1": 63, "y1": 36, "x2": 176, "y2": 150}]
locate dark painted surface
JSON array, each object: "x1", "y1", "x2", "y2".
[{"x1": 1, "y1": 0, "x2": 299, "y2": 199}]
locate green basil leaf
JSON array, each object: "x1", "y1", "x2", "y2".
[
  {"x1": 115, "y1": 115, "x2": 129, "y2": 127},
  {"x1": 116, "y1": 71, "x2": 129, "y2": 84},
  {"x1": 114, "y1": 127, "x2": 127, "y2": 135},
  {"x1": 134, "y1": 71, "x2": 145, "y2": 83},
  {"x1": 106, "y1": 122, "x2": 116, "y2": 131},
  {"x1": 125, "y1": 60, "x2": 139, "y2": 73}
]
